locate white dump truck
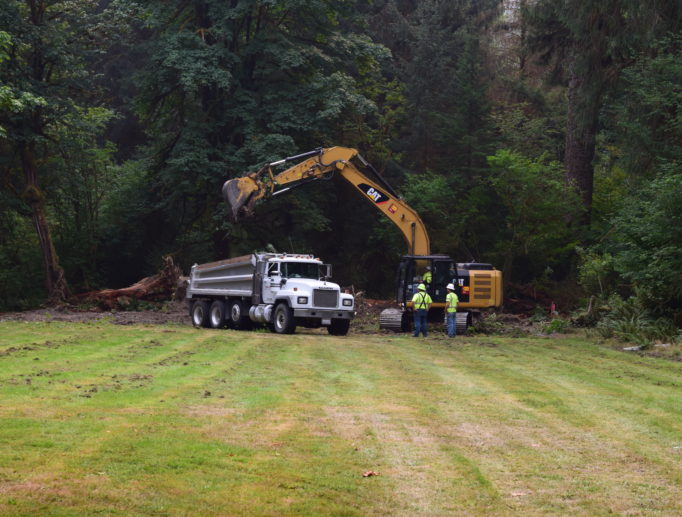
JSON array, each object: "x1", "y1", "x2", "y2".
[{"x1": 186, "y1": 252, "x2": 355, "y2": 335}]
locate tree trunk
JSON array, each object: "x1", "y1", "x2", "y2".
[
  {"x1": 73, "y1": 255, "x2": 183, "y2": 309},
  {"x1": 20, "y1": 144, "x2": 70, "y2": 303},
  {"x1": 564, "y1": 67, "x2": 599, "y2": 220}
]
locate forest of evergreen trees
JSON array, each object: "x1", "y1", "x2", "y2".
[{"x1": 1, "y1": 1, "x2": 680, "y2": 339}]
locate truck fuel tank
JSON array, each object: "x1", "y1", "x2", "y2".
[{"x1": 249, "y1": 304, "x2": 274, "y2": 324}]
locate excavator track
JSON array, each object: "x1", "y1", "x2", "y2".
[
  {"x1": 379, "y1": 308, "x2": 408, "y2": 332},
  {"x1": 441, "y1": 311, "x2": 471, "y2": 335},
  {"x1": 456, "y1": 312, "x2": 471, "y2": 335}
]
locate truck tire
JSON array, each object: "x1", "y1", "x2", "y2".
[
  {"x1": 327, "y1": 318, "x2": 350, "y2": 336},
  {"x1": 190, "y1": 300, "x2": 210, "y2": 328},
  {"x1": 228, "y1": 299, "x2": 251, "y2": 330},
  {"x1": 272, "y1": 303, "x2": 296, "y2": 334},
  {"x1": 209, "y1": 300, "x2": 227, "y2": 329}
]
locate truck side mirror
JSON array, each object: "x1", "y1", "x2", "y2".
[{"x1": 324, "y1": 264, "x2": 332, "y2": 280}]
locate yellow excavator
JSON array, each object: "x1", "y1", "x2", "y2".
[{"x1": 223, "y1": 146, "x2": 502, "y2": 333}]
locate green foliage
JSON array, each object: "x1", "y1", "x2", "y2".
[
  {"x1": 541, "y1": 318, "x2": 570, "y2": 335},
  {"x1": 609, "y1": 171, "x2": 682, "y2": 308},
  {"x1": 490, "y1": 98, "x2": 565, "y2": 162},
  {"x1": 595, "y1": 294, "x2": 679, "y2": 346},
  {"x1": 469, "y1": 313, "x2": 507, "y2": 335},
  {"x1": 0, "y1": 0, "x2": 679, "y2": 311},
  {"x1": 609, "y1": 35, "x2": 682, "y2": 178},
  {"x1": 486, "y1": 149, "x2": 582, "y2": 282},
  {"x1": 0, "y1": 30, "x2": 47, "y2": 138},
  {"x1": 582, "y1": 37, "x2": 682, "y2": 331},
  {"x1": 582, "y1": 171, "x2": 682, "y2": 318},
  {"x1": 0, "y1": 1, "x2": 116, "y2": 300},
  {"x1": 50, "y1": 107, "x2": 118, "y2": 289},
  {"x1": 0, "y1": 212, "x2": 44, "y2": 310},
  {"x1": 524, "y1": 0, "x2": 680, "y2": 211},
  {"x1": 576, "y1": 249, "x2": 619, "y2": 298},
  {"x1": 99, "y1": 0, "x2": 391, "y2": 283},
  {"x1": 400, "y1": 171, "x2": 466, "y2": 256},
  {"x1": 392, "y1": 0, "x2": 500, "y2": 175}
]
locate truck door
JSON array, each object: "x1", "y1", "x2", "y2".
[{"x1": 262, "y1": 263, "x2": 280, "y2": 304}]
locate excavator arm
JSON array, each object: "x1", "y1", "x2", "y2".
[{"x1": 223, "y1": 146, "x2": 430, "y2": 256}]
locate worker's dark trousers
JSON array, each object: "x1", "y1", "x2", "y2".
[{"x1": 413, "y1": 309, "x2": 427, "y2": 337}]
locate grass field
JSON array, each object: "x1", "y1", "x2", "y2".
[{"x1": 0, "y1": 321, "x2": 680, "y2": 516}]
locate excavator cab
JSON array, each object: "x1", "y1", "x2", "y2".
[{"x1": 398, "y1": 256, "x2": 452, "y2": 304}]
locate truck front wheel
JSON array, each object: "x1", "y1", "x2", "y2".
[
  {"x1": 272, "y1": 303, "x2": 296, "y2": 334},
  {"x1": 327, "y1": 318, "x2": 350, "y2": 336},
  {"x1": 190, "y1": 300, "x2": 210, "y2": 328}
]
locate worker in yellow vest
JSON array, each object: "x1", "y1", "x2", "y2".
[
  {"x1": 411, "y1": 283, "x2": 432, "y2": 337},
  {"x1": 446, "y1": 283, "x2": 459, "y2": 337},
  {"x1": 422, "y1": 266, "x2": 432, "y2": 286}
]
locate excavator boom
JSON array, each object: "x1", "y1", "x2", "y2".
[{"x1": 223, "y1": 147, "x2": 430, "y2": 256}]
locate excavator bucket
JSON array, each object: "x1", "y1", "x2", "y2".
[{"x1": 222, "y1": 176, "x2": 261, "y2": 221}]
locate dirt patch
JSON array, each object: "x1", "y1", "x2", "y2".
[
  {"x1": 0, "y1": 300, "x2": 189, "y2": 326},
  {"x1": 0, "y1": 296, "x2": 396, "y2": 332}
]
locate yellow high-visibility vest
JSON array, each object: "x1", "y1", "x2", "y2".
[
  {"x1": 412, "y1": 292, "x2": 432, "y2": 310},
  {"x1": 446, "y1": 292, "x2": 459, "y2": 313}
]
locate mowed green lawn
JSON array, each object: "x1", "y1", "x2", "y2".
[{"x1": 0, "y1": 322, "x2": 680, "y2": 516}]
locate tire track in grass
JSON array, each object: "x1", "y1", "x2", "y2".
[
  {"x1": 1, "y1": 324, "x2": 679, "y2": 515},
  {"x1": 133, "y1": 332, "x2": 378, "y2": 516},
  {"x1": 420, "y1": 338, "x2": 682, "y2": 515},
  {"x1": 312, "y1": 335, "x2": 681, "y2": 515},
  {"x1": 212, "y1": 334, "x2": 386, "y2": 516},
  {"x1": 459, "y1": 339, "x2": 682, "y2": 469},
  {"x1": 0, "y1": 326, "x2": 256, "y2": 515},
  {"x1": 297, "y1": 336, "x2": 506, "y2": 516},
  {"x1": 67, "y1": 328, "x2": 264, "y2": 514}
]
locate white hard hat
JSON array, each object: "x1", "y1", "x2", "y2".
[{"x1": 446, "y1": 283, "x2": 455, "y2": 290}]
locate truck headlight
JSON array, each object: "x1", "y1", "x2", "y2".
[
  {"x1": 342, "y1": 299, "x2": 353, "y2": 307},
  {"x1": 297, "y1": 296, "x2": 308, "y2": 304}
]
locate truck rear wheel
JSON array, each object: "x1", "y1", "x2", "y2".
[
  {"x1": 327, "y1": 319, "x2": 350, "y2": 336},
  {"x1": 228, "y1": 299, "x2": 251, "y2": 330},
  {"x1": 272, "y1": 303, "x2": 296, "y2": 334},
  {"x1": 190, "y1": 300, "x2": 210, "y2": 328},
  {"x1": 209, "y1": 300, "x2": 226, "y2": 329}
]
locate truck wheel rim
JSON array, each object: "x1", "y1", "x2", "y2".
[
  {"x1": 231, "y1": 304, "x2": 240, "y2": 321},
  {"x1": 210, "y1": 308, "x2": 221, "y2": 327},
  {"x1": 193, "y1": 306, "x2": 204, "y2": 325},
  {"x1": 276, "y1": 310, "x2": 285, "y2": 329}
]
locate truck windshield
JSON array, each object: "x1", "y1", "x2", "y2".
[{"x1": 281, "y1": 262, "x2": 320, "y2": 279}]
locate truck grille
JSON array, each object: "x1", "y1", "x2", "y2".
[{"x1": 313, "y1": 289, "x2": 338, "y2": 308}]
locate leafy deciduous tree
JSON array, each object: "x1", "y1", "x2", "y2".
[{"x1": 0, "y1": 1, "x2": 111, "y2": 301}]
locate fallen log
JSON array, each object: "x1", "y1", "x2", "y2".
[{"x1": 72, "y1": 255, "x2": 184, "y2": 310}]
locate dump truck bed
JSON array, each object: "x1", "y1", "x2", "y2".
[{"x1": 187, "y1": 254, "x2": 256, "y2": 298}]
